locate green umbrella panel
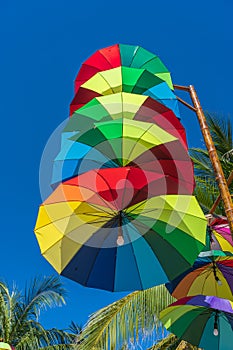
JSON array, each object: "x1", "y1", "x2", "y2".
[
  {"x1": 69, "y1": 118, "x2": 177, "y2": 167},
  {"x1": 65, "y1": 92, "x2": 187, "y2": 148}
]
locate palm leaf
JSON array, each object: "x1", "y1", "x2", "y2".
[{"x1": 78, "y1": 285, "x2": 174, "y2": 350}]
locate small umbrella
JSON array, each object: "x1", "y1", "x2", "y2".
[
  {"x1": 210, "y1": 217, "x2": 233, "y2": 246},
  {"x1": 34, "y1": 189, "x2": 207, "y2": 291},
  {"x1": 70, "y1": 67, "x2": 179, "y2": 116},
  {"x1": 160, "y1": 295, "x2": 233, "y2": 350},
  {"x1": 200, "y1": 225, "x2": 233, "y2": 256},
  {"x1": 66, "y1": 92, "x2": 187, "y2": 148},
  {"x1": 166, "y1": 256, "x2": 233, "y2": 300},
  {"x1": 74, "y1": 43, "x2": 173, "y2": 92}
]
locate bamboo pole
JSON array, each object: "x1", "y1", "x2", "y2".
[
  {"x1": 209, "y1": 170, "x2": 233, "y2": 214},
  {"x1": 174, "y1": 84, "x2": 233, "y2": 237}
]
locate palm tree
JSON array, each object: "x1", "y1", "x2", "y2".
[
  {"x1": 0, "y1": 275, "x2": 78, "y2": 349},
  {"x1": 76, "y1": 113, "x2": 232, "y2": 350},
  {"x1": 189, "y1": 112, "x2": 233, "y2": 215}
]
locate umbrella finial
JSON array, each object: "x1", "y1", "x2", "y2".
[
  {"x1": 117, "y1": 211, "x2": 125, "y2": 246},
  {"x1": 117, "y1": 235, "x2": 124, "y2": 246},
  {"x1": 213, "y1": 311, "x2": 219, "y2": 336}
]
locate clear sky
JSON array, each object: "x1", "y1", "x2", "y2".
[{"x1": 0, "y1": 0, "x2": 232, "y2": 332}]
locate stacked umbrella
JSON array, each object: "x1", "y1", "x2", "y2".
[{"x1": 34, "y1": 47, "x2": 207, "y2": 295}]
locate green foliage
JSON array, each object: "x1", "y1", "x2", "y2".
[
  {"x1": 189, "y1": 113, "x2": 233, "y2": 215},
  {"x1": 77, "y1": 285, "x2": 174, "y2": 350},
  {"x1": 0, "y1": 276, "x2": 77, "y2": 349}
]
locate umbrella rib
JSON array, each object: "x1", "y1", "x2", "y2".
[
  {"x1": 79, "y1": 201, "x2": 115, "y2": 215},
  {"x1": 66, "y1": 180, "x2": 119, "y2": 214},
  {"x1": 126, "y1": 122, "x2": 161, "y2": 163},
  {"x1": 37, "y1": 212, "x2": 111, "y2": 231},
  {"x1": 99, "y1": 72, "x2": 115, "y2": 94},
  {"x1": 120, "y1": 92, "x2": 123, "y2": 119},
  {"x1": 92, "y1": 169, "x2": 119, "y2": 211},
  {"x1": 141, "y1": 56, "x2": 161, "y2": 69},
  {"x1": 36, "y1": 212, "x2": 77, "y2": 229},
  {"x1": 199, "y1": 266, "x2": 214, "y2": 296},
  {"x1": 121, "y1": 166, "x2": 137, "y2": 209},
  {"x1": 98, "y1": 52, "x2": 115, "y2": 68},
  {"x1": 128, "y1": 46, "x2": 140, "y2": 67}
]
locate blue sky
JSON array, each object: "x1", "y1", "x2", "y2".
[{"x1": 0, "y1": 0, "x2": 232, "y2": 333}]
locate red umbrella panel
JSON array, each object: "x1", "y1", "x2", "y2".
[
  {"x1": 74, "y1": 44, "x2": 173, "y2": 92},
  {"x1": 58, "y1": 167, "x2": 191, "y2": 210},
  {"x1": 63, "y1": 119, "x2": 195, "y2": 194}
]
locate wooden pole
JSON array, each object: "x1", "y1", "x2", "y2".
[
  {"x1": 174, "y1": 84, "x2": 233, "y2": 237},
  {"x1": 209, "y1": 170, "x2": 233, "y2": 214}
]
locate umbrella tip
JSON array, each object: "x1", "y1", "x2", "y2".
[{"x1": 117, "y1": 236, "x2": 124, "y2": 246}]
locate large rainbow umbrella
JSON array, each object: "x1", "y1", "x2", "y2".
[
  {"x1": 35, "y1": 178, "x2": 207, "y2": 291},
  {"x1": 74, "y1": 44, "x2": 173, "y2": 92},
  {"x1": 160, "y1": 296, "x2": 233, "y2": 350},
  {"x1": 67, "y1": 92, "x2": 187, "y2": 148},
  {"x1": 70, "y1": 67, "x2": 179, "y2": 116}
]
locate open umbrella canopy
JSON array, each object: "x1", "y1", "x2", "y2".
[
  {"x1": 54, "y1": 167, "x2": 191, "y2": 206},
  {"x1": 0, "y1": 343, "x2": 12, "y2": 350},
  {"x1": 74, "y1": 44, "x2": 173, "y2": 92},
  {"x1": 66, "y1": 92, "x2": 187, "y2": 148},
  {"x1": 70, "y1": 67, "x2": 179, "y2": 115},
  {"x1": 160, "y1": 295, "x2": 233, "y2": 350},
  {"x1": 34, "y1": 189, "x2": 207, "y2": 291},
  {"x1": 210, "y1": 217, "x2": 233, "y2": 246},
  {"x1": 70, "y1": 118, "x2": 178, "y2": 164},
  {"x1": 166, "y1": 256, "x2": 233, "y2": 300},
  {"x1": 52, "y1": 119, "x2": 194, "y2": 193},
  {"x1": 200, "y1": 225, "x2": 233, "y2": 256}
]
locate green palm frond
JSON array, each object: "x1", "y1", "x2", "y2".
[
  {"x1": 193, "y1": 176, "x2": 222, "y2": 214},
  {"x1": 189, "y1": 113, "x2": 233, "y2": 215},
  {"x1": 78, "y1": 285, "x2": 174, "y2": 350},
  {"x1": 0, "y1": 276, "x2": 75, "y2": 349},
  {"x1": 189, "y1": 149, "x2": 213, "y2": 177},
  {"x1": 205, "y1": 113, "x2": 232, "y2": 154},
  {"x1": 67, "y1": 321, "x2": 82, "y2": 336}
]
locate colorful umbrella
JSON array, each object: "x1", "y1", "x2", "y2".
[
  {"x1": 52, "y1": 119, "x2": 194, "y2": 194},
  {"x1": 160, "y1": 295, "x2": 233, "y2": 350},
  {"x1": 34, "y1": 187, "x2": 207, "y2": 291},
  {"x1": 210, "y1": 217, "x2": 233, "y2": 246},
  {"x1": 70, "y1": 67, "x2": 179, "y2": 115},
  {"x1": 166, "y1": 256, "x2": 233, "y2": 300},
  {"x1": 66, "y1": 92, "x2": 187, "y2": 148},
  {"x1": 200, "y1": 225, "x2": 233, "y2": 256},
  {"x1": 74, "y1": 44, "x2": 173, "y2": 92},
  {"x1": 35, "y1": 43, "x2": 204, "y2": 293}
]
